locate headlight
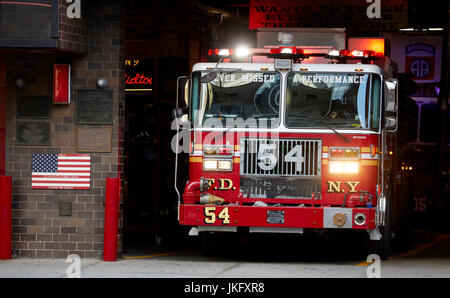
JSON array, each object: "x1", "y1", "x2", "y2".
[
  {"x1": 218, "y1": 160, "x2": 232, "y2": 170},
  {"x1": 203, "y1": 159, "x2": 233, "y2": 171},
  {"x1": 329, "y1": 161, "x2": 359, "y2": 174},
  {"x1": 203, "y1": 160, "x2": 218, "y2": 170}
]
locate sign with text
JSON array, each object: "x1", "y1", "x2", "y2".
[
  {"x1": 125, "y1": 59, "x2": 153, "y2": 92},
  {"x1": 76, "y1": 127, "x2": 112, "y2": 153},
  {"x1": 76, "y1": 89, "x2": 113, "y2": 124},
  {"x1": 16, "y1": 121, "x2": 50, "y2": 145},
  {"x1": 249, "y1": 0, "x2": 408, "y2": 31},
  {"x1": 384, "y1": 33, "x2": 442, "y2": 84}
]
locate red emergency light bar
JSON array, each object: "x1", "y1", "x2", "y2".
[
  {"x1": 208, "y1": 46, "x2": 308, "y2": 59},
  {"x1": 208, "y1": 48, "x2": 234, "y2": 57},
  {"x1": 207, "y1": 46, "x2": 382, "y2": 64},
  {"x1": 339, "y1": 49, "x2": 379, "y2": 58},
  {"x1": 269, "y1": 47, "x2": 304, "y2": 55},
  {"x1": 326, "y1": 49, "x2": 382, "y2": 63}
]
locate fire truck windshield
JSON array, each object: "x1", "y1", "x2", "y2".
[
  {"x1": 286, "y1": 72, "x2": 381, "y2": 130},
  {"x1": 191, "y1": 71, "x2": 281, "y2": 127}
]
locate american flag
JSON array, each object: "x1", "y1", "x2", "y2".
[{"x1": 31, "y1": 154, "x2": 91, "y2": 190}]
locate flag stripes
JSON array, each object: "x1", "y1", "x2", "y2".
[{"x1": 31, "y1": 154, "x2": 91, "y2": 190}]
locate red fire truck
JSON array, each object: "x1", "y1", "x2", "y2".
[{"x1": 173, "y1": 32, "x2": 404, "y2": 258}]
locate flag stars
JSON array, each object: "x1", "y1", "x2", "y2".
[{"x1": 32, "y1": 154, "x2": 58, "y2": 172}]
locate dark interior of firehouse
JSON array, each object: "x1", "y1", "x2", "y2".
[{"x1": 122, "y1": 0, "x2": 449, "y2": 257}]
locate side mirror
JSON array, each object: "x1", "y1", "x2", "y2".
[
  {"x1": 176, "y1": 76, "x2": 190, "y2": 111},
  {"x1": 384, "y1": 78, "x2": 398, "y2": 132},
  {"x1": 174, "y1": 76, "x2": 190, "y2": 126},
  {"x1": 384, "y1": 116, "x2": 397, "y2": 131},
  {"x1": 384, "y1": 78, "x2": 398, "y2": 113}
]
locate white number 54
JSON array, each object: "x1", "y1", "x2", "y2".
[
  {"x1": 284, "y1": 145, "x2": 303, "y2": 172},
  {"x1": 257, "y1": 143, "x2": 303, "y2": 172},
  {"x1": 258, "y1": 143, "x2": 277, "y2": 171}
]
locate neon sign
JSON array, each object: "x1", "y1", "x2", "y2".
[
  {"x1": 125, "y1": 73, "x2": 152, "y2": 85},
  {"x1": 125, "y1": 59, "x2": 153, "y2": 92}
]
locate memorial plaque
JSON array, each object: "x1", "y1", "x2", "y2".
[
  {"x1": 76, "y1": 90, "x2": 113, "y2": 124},
  {"x1": 16, "y1": 121, "x2": 50, "y2": 145},
  {"x1": 59, "y1": 202, "x2": 72, "y2": 217},
  {"x1": 16, "y1": 95, "x2": 50, "y2": 118},
  {"x1": 76, "y1": 127, "x2": 112, "y2": 152}
]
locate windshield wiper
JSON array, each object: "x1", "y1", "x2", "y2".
[
  {"x1": 212, "y1": 126, "x2": 233, "y2": 142},
  {"x1": 326, "y1": 124, "x2": 350, "y2": 143},
  {"x1": 200, "y1": 68, "x2": 242, "y2": 83}
]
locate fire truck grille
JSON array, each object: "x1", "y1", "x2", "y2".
[
  {"x1": 240, "y1": 177, "x2": 321, "y2": 199},
  {"x1": 240, "y1": 138, "x2": 322, "y2": 177}
]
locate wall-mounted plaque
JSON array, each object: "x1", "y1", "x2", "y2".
[
  {"x1": 59, "y1": 202, "x2": 72, "y2": 217},
  {"x1": 76, "y1": 127, "x2": 112, "y2": 152},
  {"x1": 16, "y1": 121, "x2": 50, "y2": 145},
  {"x1": 16, "y1": 95, "x2": 50, "y2": 118},
  {"x1": 76, "y1": 89, "x2": 113, "y2": 124}
]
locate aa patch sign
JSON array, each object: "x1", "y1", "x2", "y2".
[
  {"x1": 405, "y1": 43, "x2": 436, "y2": 81},
  {"x1": 383, "y1": 33, "x2": 442, "y2": 84}
]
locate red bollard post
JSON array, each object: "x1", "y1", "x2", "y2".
[
  {"x1": 103, "y1": 177, "x2": 120, "y2": 261},
  {"x1": 0, "y1": 176, "x2": 12, "y2": 260}
]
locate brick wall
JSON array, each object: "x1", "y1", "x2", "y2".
[
  {"x1": 4, "y1": 0, "x2": 125, "y2": 258},
  {"x1": 58, "y1": 0, "x2": 89, "y2": 54},
  {"x1": 0, "y1": 0, "x2": 91, "y2": 53},
  {"x1": 0, "y1": 0, "x2": 57, "y2": 48}
]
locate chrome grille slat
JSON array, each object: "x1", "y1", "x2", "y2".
[{"x1": 240, "y1": 138, "x2": 322, "y2": 177}]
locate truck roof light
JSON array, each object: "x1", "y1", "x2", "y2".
[
  {"x1": 235, "y1": 46, "x2": 250, "y2": 57},
  {"x1": 270, "y1": 47, "x2": 303, "y2": 55},
  {"x1": 270, "y1": 48, "x2": 281, "y2": 54},
  {"x1": 208, "y1": 48, "x2": 234, "y2": 57},
  {"x1": 339, "y1": 49, "x2": 351, "y2": 57},
  {"x1": 328, "y1": 49, "x2": 340, "y2": 57},
  {"x1": 351, "y1": 50, "x2": 364, "y2": 57},
  {"x1": 280, "y1": 47, "x2": 294, "y2": 54},
  {"x1": 218, "y1": 49, "x2": 232, "y2": 56},
  {"x1": 329, "y1": 49, "x2": 380, "y2": 63}
]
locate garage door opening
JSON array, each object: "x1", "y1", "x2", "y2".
[{"x1": 122, "y1": 58, "x2": 190, "y2": 254}]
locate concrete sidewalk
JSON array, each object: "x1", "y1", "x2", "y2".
[
  {"x1": 1, "y1": 233, "x2": 449, "y2": 278},
  {"x1": 1, "y1": 254, "x2": 450, "y2": 278}
]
